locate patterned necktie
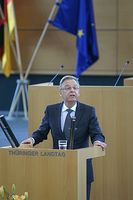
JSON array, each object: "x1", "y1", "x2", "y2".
[{"x1": 63, "y1": 109, "x2": 73, "y2": 140}]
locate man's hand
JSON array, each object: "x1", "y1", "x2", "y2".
[
  {"x1": 19, "y1": 138, "x2": 34, "y2": 148},
  {"x1": 94, "y1": 140, "x2": 107, "y2": 150}
]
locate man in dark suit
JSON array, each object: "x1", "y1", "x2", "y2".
[{"x1": 21, "y1": 75, "x2": 107, "y2": 200}]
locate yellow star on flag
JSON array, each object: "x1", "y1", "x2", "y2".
[{"x1": 77, "y1": 29, "x2": 84, "y2": 38}]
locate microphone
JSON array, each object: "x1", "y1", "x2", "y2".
[
  {"x1": 114, "y1": 60, "x2": 130, "y2": 87},
  {"x1": 48, "y1": 65, "x2": 64, "y2": 85},
  {"x1": 69, "y1": 116, "x2": 76, "y2": 149}
]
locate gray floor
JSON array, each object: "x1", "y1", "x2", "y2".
[{"x1": 0, "y1": 111, "x2": 28, "y2": 147}]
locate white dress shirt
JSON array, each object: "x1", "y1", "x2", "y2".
[{"x1": 61, "y1": 103, "x2": 77, "y2": 131}]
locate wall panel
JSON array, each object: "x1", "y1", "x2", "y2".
[
  {"x1": 118, "y1": 0, "x2": 133, "y2": 29},
  {"x1": 94, "y1": 0, "x2": 117, "y2": 29},
  {"x1": 88, "y1": 31, "x2": 117, "y2": 75},
  {"x1": 18, "y1": 30, "x2": 76, "y2": 74},
  {"x1": 15, "y1": 0, "x2": 55, "y2": 29},
  {"x1": 118, "y1": 31, "x2": 133, "y2": 74}
]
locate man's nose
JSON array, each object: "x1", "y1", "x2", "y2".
[{"x1": 70, "y1": 87, "x2": 76, "y2": 91}]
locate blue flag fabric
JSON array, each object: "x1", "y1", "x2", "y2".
[{"x1": 50, "y1": 0, "x2": 99, "y2": 77}]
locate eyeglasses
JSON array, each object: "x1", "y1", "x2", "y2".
[{"x1": 61, "y1": 86, "x2": 79, "y2": 91}]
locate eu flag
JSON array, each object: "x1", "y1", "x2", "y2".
[{"x1": 50, "y1": 0, "x2": 99, "y2": 77}]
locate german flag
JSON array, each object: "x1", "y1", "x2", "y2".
[{"x1": 0, "y1": 0, "x2": 15, "y2": 77}]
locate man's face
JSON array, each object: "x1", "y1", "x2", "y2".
[{"x1": 59, "y1": 79, "x2": 80, "y2": 105}]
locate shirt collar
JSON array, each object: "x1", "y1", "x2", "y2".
[{"x1": 62, "y1": 102, "x2": 77, "y2": 112}]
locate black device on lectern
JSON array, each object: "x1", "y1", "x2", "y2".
[{"x1": 0, "y1": 115, "x2": 20, "y2": 148}]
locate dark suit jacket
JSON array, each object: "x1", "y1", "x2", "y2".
[{"x1": 32, "y1": 101, "x2": 105, "y2": 183}]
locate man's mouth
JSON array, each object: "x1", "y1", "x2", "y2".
[{"x1": 69, "y1": 94, "x2": 76, "y2": 97}]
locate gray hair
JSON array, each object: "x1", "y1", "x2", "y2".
[{"x1": 59, "y1": 75, "x2": 80, "y2": 88}]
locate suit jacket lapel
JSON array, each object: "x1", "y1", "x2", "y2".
[
  {"x1": 57, "y1": 102, "x2": 64, "y2": 135},
  {"x1": 75, "y1": 102, "x2": 84, "y2": 125}
]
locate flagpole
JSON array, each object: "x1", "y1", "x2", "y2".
[
  {"x1": 7, "y1": 79, "x2": 29, "y2": 119},
  {"x1": 24, "y1": 0, "x2": 61, "y2": 79},
  {"x1": 12, "y1": 1, "x2": 23, "y2": 79},
  {"x1": 8, "y1": 1, "x2": 28, "y2": 118}
]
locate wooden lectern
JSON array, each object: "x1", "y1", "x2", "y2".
[{"x1": 0, "y1": 146, "x2": 105, "y2": 200}]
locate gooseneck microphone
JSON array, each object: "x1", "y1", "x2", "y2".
[
  {"x1": 48, "y1": 65, "x2": 64, "y2": 85},
  {"x1": 114, "y1": 60, "x2": 130, "y2": 87},
  {"x1": 69, "y1": 116, "x2": 76, "y2": 149}
]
